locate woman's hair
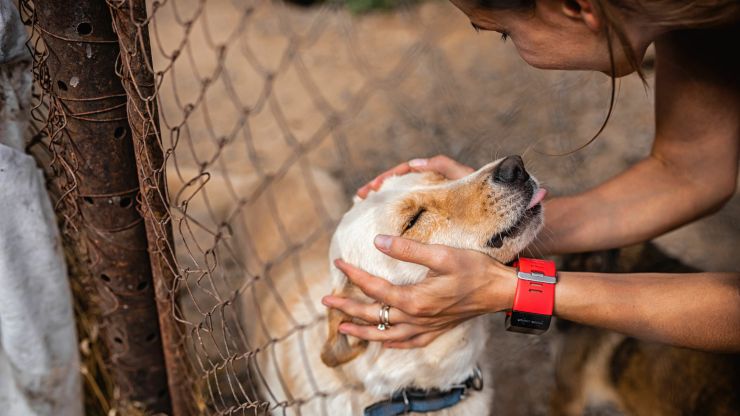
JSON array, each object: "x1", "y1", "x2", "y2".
[
  {"x1": 478, "y1": 0, "x2": 740, "y2": 73},
  {"x1": 606, "y1": 0, "x2": 740, "y2": 28},
  {"x1": 571, "y1": 0, "x2": 738, "y2": 153},
  {"x1": 478, "y1": 0, "x2": 740, "y2": 154},
  {"x1": 596, "y1": 0, "x2": 740, "y2": 78}
]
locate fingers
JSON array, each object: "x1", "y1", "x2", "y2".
[
  {"x1": 378, "y1": 163, "x2": 413, "y2": 183},
  {"x1": 336, "y1": 321, "x2": 450, "y2": 347},
  {"x1": 321, "y1": 296, "x2": 418, "y2": 325},
  {"x1": 333, "y1": 259, "x2": 407, "y2": 306},
  {"x1": 356, "y1": 162, "x2": 413, "y2": 199},
  {"x1": 321, "y1": 296, "x2": 377, "y2": 323},
  {"x1": 384, "y1": 328, "x2": 448, "y2": 349},
  {"x1": 356, "y1": 184, "x2": 372, "y2": 200},
  {"x1": 418, "y1": 155, "x2": 474, "y2": 180},
  {"x1": 355, "y1": 155, "x2": 474, "y2": 199},
  {"x1": 333, "y1": 258, "x2": 452, "y2": 318},
  {"x1": 373, "y1": 235, "x2": 458, "y2": 273},
  {"x1": 337, "y1": 322, "x2": 427, "y2": 343}
]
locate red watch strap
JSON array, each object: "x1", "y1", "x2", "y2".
[
  {"x1": 512, "y1": 277, "x2": 555, "y2": 315},
  {"x1": 511, "y1": 258, "x2": 556, "y2": 316}
]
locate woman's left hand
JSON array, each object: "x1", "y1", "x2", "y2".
[{"x1": 322, "y1": 235, "x2": 517, "y2": 348}]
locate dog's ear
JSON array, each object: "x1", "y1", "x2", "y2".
[
  {"x1": 320, "y1": 308, "x2": 368, "y2": 367},
  {"x1": 320, "y1": 285, "x2": 369, "y2": 367}
]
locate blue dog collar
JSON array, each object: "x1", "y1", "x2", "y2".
[{"x1": 363, "y1": 367, "x2": 483, "y2": 416}]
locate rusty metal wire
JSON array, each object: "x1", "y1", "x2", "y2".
[
  {"x1": 20, "y1": 0, "x2": 656, "y2": 414},
  {"x1": 21, "y1": 0, "x2": 176, "y2": 413}
]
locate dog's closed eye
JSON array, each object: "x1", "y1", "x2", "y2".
[{"x1": 402, "y1": 209, "x2": 426, "y2": 234}]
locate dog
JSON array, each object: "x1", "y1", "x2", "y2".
[
  {"x1": 170, "y1": 157, "x2": 739, "y2": 415},
  {"x1": 222, "y1": 155, "x2": 545, "y2": 415},
  {"x1": 552, "y1": 246, "x2": 740, "y2": 416}
]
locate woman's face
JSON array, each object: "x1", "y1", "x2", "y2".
[{"x1": 448, "y1": 0, "x2": 655, "y2": 76}]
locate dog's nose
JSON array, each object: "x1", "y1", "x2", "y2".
[{"x1": 493, "y1": 155, "x2": 529, "y2": 185}]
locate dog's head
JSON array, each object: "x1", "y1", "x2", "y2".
[{"x1": 321, "y1": 156, "x2": 545, "y2": 366}]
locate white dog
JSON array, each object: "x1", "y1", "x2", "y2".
[{"x1": 231, "y1": 156, "x2": 545, "y2": 415}]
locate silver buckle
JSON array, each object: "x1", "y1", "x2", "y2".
[{"x1": 517, "y1": 270, "x2": 557, "y2": 284}]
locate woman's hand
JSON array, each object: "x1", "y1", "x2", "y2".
[
  {"x1": 322, "y1": 235, "x2": 517, "y2": 348},
  {"x1": 356, "y1": 155, "x2": 475, "y2": 199}
]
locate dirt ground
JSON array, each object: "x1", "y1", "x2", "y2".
[{"x1": 150, "y1": 0, "x2": 739, "y2": 413}]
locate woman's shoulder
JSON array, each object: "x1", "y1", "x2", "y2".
[
  {"x1": 655, "y1": 23, "x2": 739, "y2": 85},
  {"x1": 657, "y1": 0, "x2": 740, "y2": 29}
]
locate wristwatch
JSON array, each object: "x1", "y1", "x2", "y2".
[{"x1": 505, "y1": 258, "x2": 557, "y2": 335}]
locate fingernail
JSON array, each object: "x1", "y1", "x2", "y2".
[
  {"x1": 409, "y1": 158, "x2": 428, "y2": 167},
  {"x1": 374, "y1": 234, "x2": 392, "y2": 251},
  {"x1": 338, "y1": 324, "x2": 350, "y2": 334},
  {"x1": 321, "y1": 297, "x2": 332, "y2": 306}
]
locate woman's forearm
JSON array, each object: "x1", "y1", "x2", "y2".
[
  {"x1": 534, "y1": 154, "x2": 736, "y2": 255},
  {"x1": 534, "y1": 32, "x2": 739, "y2": 256},
  {"x1": 552, "y1": 271, "x2": 740, "y2": 352}
]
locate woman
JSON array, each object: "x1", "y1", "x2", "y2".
[{"x1": 322, "y1": 0, "x2": 740, "y2": 352}]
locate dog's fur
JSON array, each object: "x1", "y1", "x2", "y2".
[
  {"x1": 172, "y1": 160, "x2": 739, "y2": 415},
  {"x1": 209, "y1": 159, "x2": 544, "y2": 414}
]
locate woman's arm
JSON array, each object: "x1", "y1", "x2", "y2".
[
  {"x1": 534, "y1": 28, "x2": 739, "y2": 255},
  {"x1": 555, "y1": 270, "x2": 740, "y2": 352},
  {"x1": 324, "y1": 236, "x2": 740, "y2": 352}
]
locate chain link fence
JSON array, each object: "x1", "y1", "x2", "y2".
[{"x1": 19, "y1": 0, "x2": 702, "y2": 414}]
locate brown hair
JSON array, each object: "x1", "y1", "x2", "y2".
[
  {"x1": 596, "y1": 0, "x2": 740, "y2": 77},
  {"x1": 477, "y1": 0, "x2": 740, "y2": 73},
  {"x1": 605, "y1": 0, "x2": 740, "y2": 28}
]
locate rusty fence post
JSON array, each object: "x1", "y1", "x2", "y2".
[
  {"x1": 107, "y1": 1, "x2": 197, "y2": 415},
  {"x1": 31, "y1": 0, "x2": 182, "y2": 413}
]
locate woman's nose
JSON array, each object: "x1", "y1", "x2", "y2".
[{"x1": 493, "y1": 155, "x2": 529, "y2": 184}]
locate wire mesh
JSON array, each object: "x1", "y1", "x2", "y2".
[
  {"x1": 21, "y1": 0, "x2": 668, "y2": 414},
  {"x1": 145, "y1": 1, "x2": 641, "y2": 413}
]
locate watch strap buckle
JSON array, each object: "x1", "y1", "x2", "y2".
[{"x1": 517, "y1": 270, "x2": 557, "y2": 284}]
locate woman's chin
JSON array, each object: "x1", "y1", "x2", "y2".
[
  {"x1": 601, "y1": 63, "x2": 641, "y2": 78},
  {"x1": 517, "y1": 48, "x2": 597, "y2": 71},
  {"x1": 516, "y1": 51, "x2": 564, "y2": 70},
  {"x1": 513, "y1": 38, "x2": 643, "y2": 76}
]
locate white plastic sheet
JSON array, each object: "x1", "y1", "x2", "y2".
[{"x1": 0, "y1": 1, "x2": 83, "y2": 414}]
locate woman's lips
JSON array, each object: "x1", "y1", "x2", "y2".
[{"x1": 527, "y1": 188, "x2": 547, "y2": 209}]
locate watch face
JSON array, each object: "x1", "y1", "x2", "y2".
[{"x1": 505, "y1": 311, "x2": 551, "y2": 335}]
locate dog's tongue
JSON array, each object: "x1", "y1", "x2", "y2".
[{"x1": 527, "y1": 188, "x2": 548, "y2": 209}]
